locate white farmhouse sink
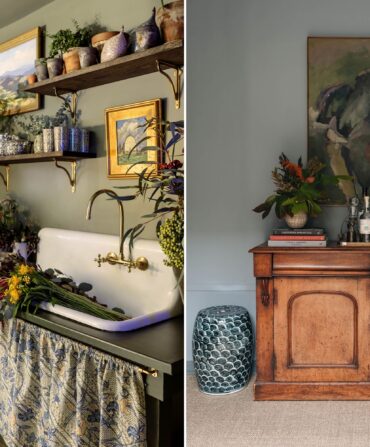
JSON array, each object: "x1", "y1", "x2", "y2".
[{"x1": 36, "y1": 228, "x2": 182, "y2": 331}]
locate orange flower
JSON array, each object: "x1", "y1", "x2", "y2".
[{"x1": 282, "y1": 161, "x2": 303, "y2": 180}]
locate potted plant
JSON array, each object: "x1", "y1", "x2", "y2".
[
  {"x1": 156, "y1": 0, "x2": 184, "y2": 42},
  {"x1": 48, "y1": 20, "x2": 96, "y2": 73},
  {"x1": 0, "y1": 199, "x2": 39, "y2": 261},
  {"x1": 253, "y1": 153, "x2": 351, "y2": 228},
  {"x1": 113, "y1": 119, "x2": 184, "y2": 299}
]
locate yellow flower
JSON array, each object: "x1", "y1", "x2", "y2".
[
  {"x1": 9, "y1": 275, "x2": 20, "y2": 287},
  {"x1": 24, "y1": 275, "x2": 31, "y2": 285},
  {"x1": 9, "y1": 288, "x2": 20, "y2": 304},
  {"x1": 18, "y1": 265, "x2": 33, "y2": 276}
]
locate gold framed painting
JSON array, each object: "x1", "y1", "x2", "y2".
[
  {"x1": 106, "y1": 99, "x2": 162, "y2": 179},
  {"x1": 0, "y1": 27, "x2": 42, "y2": 115}
]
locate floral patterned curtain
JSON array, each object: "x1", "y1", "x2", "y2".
[{"x1": 0, "y1": 319, "x2": 147, "y2": 447}]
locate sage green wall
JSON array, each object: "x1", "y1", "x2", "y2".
[
  {"x1": 0, "y1": 0, "x2": 183, "y2": 238},
  {"x1": 186, "y1": 0, "x2": 367, "y2": 365}
]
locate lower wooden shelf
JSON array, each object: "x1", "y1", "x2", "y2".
[
  {"x1": 0, "y1": 151, "x2": 96, "y2": 192},
  {"x1": 0, "y1": 151, "x2": 96, "y2": 165}
]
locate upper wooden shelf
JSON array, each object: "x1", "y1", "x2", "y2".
[
  {"x1": 23, "y1": 40, "x2": 184, "y2": 96},
  {"x1": 0, "y1": 151, "x2": 96, "y2": 165}
]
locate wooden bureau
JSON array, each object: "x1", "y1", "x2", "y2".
[{"x1": 250, "y1": 242, "x2": 370, "y2": 400}]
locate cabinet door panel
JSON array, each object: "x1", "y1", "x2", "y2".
[{"x1": 274, "y1": 278, "x2": 369, "y2": 382}]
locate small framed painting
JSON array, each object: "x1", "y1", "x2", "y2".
[
  {"x1": 105, "y1": 99, "x2": 162, "y2": 179},
  {"x1": 0, "y1": 27, "x2": 42, "y2": 115}
]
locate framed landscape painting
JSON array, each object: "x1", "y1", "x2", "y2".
[
  {"x1": 0, "y1": 27, "x2": 42, "y2": 116},
  {"x1": 105, "y1": 99, "x2": 162, "y2": 179},
  {"x1": 307, "y1": 37, "x2": 370, "y2": 204}
]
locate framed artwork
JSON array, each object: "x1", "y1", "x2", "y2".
[
  {"x1": 106, "y1": 99, "x2": 162, "y2": 179},
  {"x1": 307, "y1": 36, "x2": 370, "y2": 204},
  {"x1": 0, "y1": 27, "x2": 42, "y2": 116}
]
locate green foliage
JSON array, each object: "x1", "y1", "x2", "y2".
[
  {"x1": 158, "y1": 211, "x2": 184, "y2": 269},
  {"x1": 253, "y1": 153, "x2": 352, "y2": 219},
  {"x1": 0, "y1": 199, "x2": 39, "y2": 254},
  {"x1": 48, "y1": 19, "x2": 95, "y2": 57},
  {"x1": 113, "y1": 119, "x2": 184, "y2": 271}
]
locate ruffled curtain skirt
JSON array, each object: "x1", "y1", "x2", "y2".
[{"x1": 0, "y1": 319, "x2": 147, "y2": 447}]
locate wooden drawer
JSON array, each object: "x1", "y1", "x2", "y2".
[{"x1": 273, "y1": 252, "x2": 370, "y2": 275}]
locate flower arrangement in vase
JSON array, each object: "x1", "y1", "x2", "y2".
[{"x1": 253, "y1": 153, "x2": 351, "y2": 228}]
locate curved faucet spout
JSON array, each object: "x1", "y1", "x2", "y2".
[{"x1": 86, "y1": 189, "x2": 125, "y2": 260}]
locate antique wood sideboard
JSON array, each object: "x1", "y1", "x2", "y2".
[{"x1": 250, "y1": 242, "x2": 370, "y2": 400}]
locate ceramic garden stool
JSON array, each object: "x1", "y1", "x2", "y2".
[{"x1": 192, "y1": 305, "x2": 254, "y2": 395}]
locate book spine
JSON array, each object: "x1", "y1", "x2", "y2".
[
  {"x1": 272, "y1": 229, "x2": 324, "y2": 235},
  {"x1": 267, "y1": 240, "x2": 327, "y2": 247},
  {"x1": 269, "y1": 235, "x2": 326, "y2": 241}
]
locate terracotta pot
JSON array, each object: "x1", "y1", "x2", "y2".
[
  {"x1": 156, "y1": 0, "x2": 184, "y2": 42},
  {"x1": 284, "y1": 211, "x2": 308, "y2": 229},
  {"x1": 78, "y1": 47, "x2": 98, "y2": 68},
  {"x1": 91, "y1": 31, "x2": 119, "y2": 54},
  {"x1": 63, "y1": 48, "x2": 81, "y2": 73},
  {"x1": 46, "y1": 57, "x2": 64, "y2": 78},
  {"x1": 27, "y1": 73, "x2": 37, "y2": 85}
]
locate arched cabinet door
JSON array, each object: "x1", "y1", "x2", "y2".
[{"x1": 273, "y1": 277, "x2": 370, "y2": 382}]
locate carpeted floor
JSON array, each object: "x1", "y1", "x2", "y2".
[{"x1": 187, "y1": 374, "x2": 370, "y2": 447}]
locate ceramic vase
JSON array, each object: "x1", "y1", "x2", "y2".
[
  {"x1": 156, "y1": 0, "x2": 184, "y2": 42},
  {"x1": 79, "y1": 47, "x2": 98, "y2": 68},
  {"x1": 46, "y1": 57, "x2": 64, "y2": 79},
  {"x1": 130, "y1": 8, "x2": 162, "y2": 53},
  {"x1": 35, "y1": 59, "x2": 48, "y2": 81},
  {"x1": 33, "y1": 134, "x2": 43, "y2": 153},
  {"x1": 284, "y1": 211, "x2": 308, "y2": 229},
  {"x1": 91, "y1": 31, "x2": 119, "y2": 55},
  {"x1": 69, "y1": 127, "x2": 80, "y2": 152},
  {"x1": 54, "y1": 126, "x2": 69, "y2": 151},
  {"x1": 80, "y1": 129, "x2": 90, "y2": 153},
  {"x1": 100, "y1": 30, "x2": 129, "y2": 63},
  {"x1": 42, "y1": 129, "x2": 54, "y2": 152}
]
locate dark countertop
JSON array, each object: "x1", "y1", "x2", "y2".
[{"x1": 19, "y1": 311, "x2": 183, "y2": 376}]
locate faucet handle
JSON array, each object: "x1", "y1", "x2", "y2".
[{"x1": 94, "y1": 254, "x2": 103, "y2": 267}]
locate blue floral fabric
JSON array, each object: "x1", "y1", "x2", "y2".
[{"x1": 0, "y1": 319, "x2": 147, "y2": 447}]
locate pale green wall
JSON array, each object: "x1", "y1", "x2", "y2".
[
  {"x1": 186, "y1": 0, "x2": 369, "y2": 364},
  {"x1": 0, "y1": 0, "x2": 183, "y2": 238}
]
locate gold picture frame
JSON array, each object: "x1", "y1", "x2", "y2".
[
  {"x1": 0, "y1": 27, "x2": 42, "y2": 115},
  {"x1": 106, "y1": 99, "x2": 162, "y2": 179}
]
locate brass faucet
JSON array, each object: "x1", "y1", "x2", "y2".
[{"x1": 86, "y1": 189, "x2": 149, "y2": 272}]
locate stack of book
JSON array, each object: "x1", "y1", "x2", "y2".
[{"x1": 268, "y1": 228, "x2": 327, "y2": 247}]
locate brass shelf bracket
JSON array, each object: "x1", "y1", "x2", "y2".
[
  {"x1": 53, "y1": 88, "x2": 79, "y2": 126},
  {"x1": 54, "y1": 160, "x2": 78, "y2": 193},
  {"x1": 138, "y1": 367, "x2": 159, "y2": 378},
  {"x1": 0, "y1": 165, "x2": 10, "y2": 191},
  {"x1": 156, "y1": 59, "x2": 183, "y2": 109}
]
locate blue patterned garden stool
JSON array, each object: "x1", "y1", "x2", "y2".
[{"x1": 192, "y1": 305, "x2": 254, "y2": 395}]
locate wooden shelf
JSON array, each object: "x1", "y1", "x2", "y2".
[
  {"x1": 0, "y1": 151, "x2": 96, "y2": 192},
  {"x1": 23, "y1": 40, "x2": 184, "y2": 96},
  {"x1": 0, "y1": 151, "x2": 96, "y2": 165}
]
